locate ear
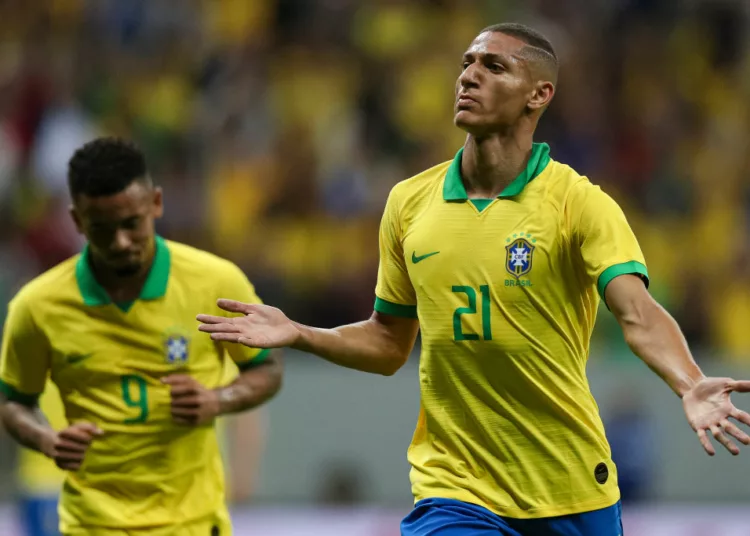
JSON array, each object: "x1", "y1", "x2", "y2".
[
  {"x1": 152, "y1": 186, "x2": 164, "y2": 219},
  {"x1": 527, "y1": 81, "x2": 555, "y2": 112},
  {"x1": 69, "y1": 204, "x2": 84, "y2": 234}
]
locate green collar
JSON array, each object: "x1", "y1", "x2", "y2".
[
  {"x1": 76, "y1": 236, "x2": 171, "y2": 308},
  {"x1": 443, "y1": 142, "x2": 551, "y2": 201}
]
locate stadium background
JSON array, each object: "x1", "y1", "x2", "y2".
[{"x1": 0, "y1": 0, "x2": 749, "y2": 534}]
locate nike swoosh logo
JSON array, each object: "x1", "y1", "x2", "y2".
[
  {"x1": 412, "y1": 251, "x2": 440, "y2": 264},
  {"x1": 67, "y1": 353, "x2": 94, "y2": 365}
]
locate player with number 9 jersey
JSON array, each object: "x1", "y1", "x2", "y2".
[{"x1": 0, "y1": 138, "x2": 282, "y2": 536}]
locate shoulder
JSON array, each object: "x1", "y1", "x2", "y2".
[
  {"x1": 10, "y1": 256, "x2": 79, "y2": 310},
  {"x1": 166, "y1": 240, "x2": 248, "y2": 288},
  {"x1": 389, "y1": 159, "x2": 452, "y2": 203}
]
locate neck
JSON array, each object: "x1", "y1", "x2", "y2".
[{"x1": 460, "y1": 128, "x2": 534, "y2": 198}]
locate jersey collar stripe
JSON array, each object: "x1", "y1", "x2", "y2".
[{"x1": 442, "y1": 142, "x2": 551, "y2": 201}]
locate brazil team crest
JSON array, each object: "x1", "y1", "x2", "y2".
[
  {"x1": 505, "y1": 237, "x2": 535, "y2": 279},
  {"x1": 163, "y1": 327, "x2": 191, "y2": 365}
]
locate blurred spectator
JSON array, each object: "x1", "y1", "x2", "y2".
[{"x1": 0, "y1": 0, "x2": 747, "y2": 359}]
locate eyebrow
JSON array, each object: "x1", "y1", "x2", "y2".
[{"x1": 463, "y1": 51, "x2": 515, "y2": 64}]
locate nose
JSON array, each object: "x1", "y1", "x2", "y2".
[
  {"x1": 458, "y1": 62, "x2": 481, "y2": 91},
  {"x1": 112, "y1": 229, "x2": 132, "y2": 252}
]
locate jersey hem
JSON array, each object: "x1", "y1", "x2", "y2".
[
  {"x1": 597, "y1": 261, "x2": 649, "y2": 302},
  {"x1": 0, "y1": 378, "x2": 40, "y2": 406},
  {"x1": 236, "y1": 348, "x2": 271, "y2": 370},
  {"x1": 413, "y1": 491, "x2": 621, "y2": 519},
  {"x1": 374, "y1": 297, "x2": 418, "y2": 318}
]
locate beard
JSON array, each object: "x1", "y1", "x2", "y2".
[{"x1": 114, "y1": 264, "x2": 142, "y2": 278}]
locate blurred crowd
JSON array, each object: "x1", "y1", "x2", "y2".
[{"x1": 0, "y1": 0, "x2": 748, "y2": 358}]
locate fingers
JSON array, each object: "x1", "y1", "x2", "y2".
[
  {"x1": 196, "y1": 314, "x2": 235, "y2": 325},
  {"x1": 217, "y1": 299, "x2": 257, "y2": 315},
  {"x1": 731, "y1": 408, "x2": 750, "y2": 428},
  {"x1": 208, "y1": 332, "x2": 242, "y2": 343},
  {"x1": 54, "y1": 422, "x2": 102, "y2": 471},
  {"x1": 198, "y1": 322, "x2": 241, "y2": 334},
  {"x1": 162, "y1": 375, "x2": 201, "y2": 399},
  {"x1": 729, "y1": 380, "x2": 750, "y2": 393},
  {"x1": 721, "y1": 419, "x2": 750, "y2": 446},
  {"x1": 697, "y1": 428, "x2": 715, "y2": 456},
  {"x1": 710, "y1": 424, "x2": 740, "y2": 456}
]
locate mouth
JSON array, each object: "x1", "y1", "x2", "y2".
[{"x1": 456, "y1": 94, "x2": 479, "y2": 110}]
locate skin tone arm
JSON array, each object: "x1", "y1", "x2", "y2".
[
  {"x1": 606, "y1": 274, "x2": 750, "y2": 456},
  {"x1": 163, "y1": 351, "x2": 284, "y2": 426},
  {"x1": 198, "y1": 300, "x2": 420, "y2": 377},
  {"x1": 0, "y1": 399, "x2": 102, "y2": 470}
]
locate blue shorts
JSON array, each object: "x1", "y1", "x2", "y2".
[
  {"x1": 18, "y1": 495, "x2": 60, "y2": 536},
  {"x1": 401, "y1": 498, "x2": 623, "y2": 536}
]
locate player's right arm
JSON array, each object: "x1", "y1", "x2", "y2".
[
  {"x1": 0, "y1": 295, "x2": 101, "y2": 469},
  {"x1": 198, "y1": 187, "x2": 420, "y2": 376}
]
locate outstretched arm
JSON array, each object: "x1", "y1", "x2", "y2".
[
  {"x1": 606, "y1": 274, "x2": 750, "y2": 456},
  {"x1": 198, "y1": 301, "x2": 419, "y2": 376}
]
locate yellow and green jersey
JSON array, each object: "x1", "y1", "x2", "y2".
[
  {"x1": 0, "y1": 237, "x2": 268, "y2": 532},
  {"x1": 375, "y1": 143, "x2": 648, "y2": 519}
]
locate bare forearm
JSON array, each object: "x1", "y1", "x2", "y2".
[
  {"x1": 0, "y1": 401, "x2": 55, "y2": 455},
  {"x1": 620, "y1": 300, "x2": 705, "y2": 397},
  {"x1": 216, "y1": 352, "x2": 283, "y2": 415},
  {"x1": 292, "y1": 315, "x2": 417, "y2": 376}
]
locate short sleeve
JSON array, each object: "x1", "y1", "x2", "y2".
[
  {"x1": 568, "y1": 182, "x2": 649, "y2": 300},
  {"x1": 217, "y1": 264, "x2": 271, "y2": 370},
  {"x1": 374, "y1": 188, "x2": 417, "y2": 318},
  {"x1": 0, "y1": 296, "x2": 51, "y2": 405}
]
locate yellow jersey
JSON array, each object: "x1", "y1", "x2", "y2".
[
  {"x1": 16, "y1": 382, "x2": 66, "y2": 496},
  {"x1": 0, "y1": 237, "x2": 268, "y2": 532},
  {"x1": 375, "y1": 143, "x2": 648, "y2": 518}
]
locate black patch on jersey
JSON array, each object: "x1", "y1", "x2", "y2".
[{"x1": 594, "y1": 462, "x2": 609, "y2": 484}]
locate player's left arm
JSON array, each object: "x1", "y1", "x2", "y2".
[
  {"x1": 571, "y1": 181, "x2": 750, "y2": 456},
  {"x1": 606, "y1": 275, "x2": 750, "y2": 456}
]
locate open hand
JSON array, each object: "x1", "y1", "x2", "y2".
[
  {"x1": 682, "y1": 377, "x2": 750, "y2": 456},
  {"x1": 42, "y1": 422, "x2": 103, "y2": 471},
  {"x1": 162, "y1": 374, "x2": 220, "y2": 426},
  {"x1": 197, "y1": 300, "x2": 301, "y2": 349}
]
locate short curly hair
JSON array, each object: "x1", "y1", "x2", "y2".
[{"x1": 68, "y1": 137, "x2": 150, "y2": 198}]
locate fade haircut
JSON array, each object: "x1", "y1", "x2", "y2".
[
  {"x1": 481, "y1": 22, "x2": 558, "y2": 84},
  {"x1": 68, "y1": 137, "x2": 151, "y2": 199}
]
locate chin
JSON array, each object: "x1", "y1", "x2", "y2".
[
  {"x1": 454, "y1": 113, "x2": 488, "y2": 135},
  {"x1": 113, "y1": 264, "x2": 142, "y2": 278}
]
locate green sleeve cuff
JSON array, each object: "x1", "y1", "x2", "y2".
[
  {"x1": 236, "y1": 348, "x2": 271, "y2": 371},
  {"x1": 0, "y1": 378, "x2": 40, "y2": 406},
  {"x1": 374, "y1": 297, "x2": 418, "y2": 318},
  {"x1": 597, "y1": 261, "x2": 649, "y2": 301}
]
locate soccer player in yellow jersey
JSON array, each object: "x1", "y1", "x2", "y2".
[
  {"x1": 199, "y1": 23, "x2": 750, "y2": 536},
  {"x1": 0, "y1": 137, "x2": 283, "y2": 536}
]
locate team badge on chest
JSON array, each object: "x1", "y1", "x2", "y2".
[
  {"x1": 163, "y1": 327, "x2": 191, "y2": 365},
  {"x1": 505, "y1": 234, "x2": 536, "y2": 279}
]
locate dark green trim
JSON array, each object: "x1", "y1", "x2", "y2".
[
  {"x1": 139, "y1": 236, "x2": 171, "y2": 299},
  {"x1": 76, "y1": 236, "x2": 171, "y2": 307},
  {"x1": 0, "y1": 379, "x2": 40, "y2": 406},
  {"x1": 470, "y1": 199, "x2": 494, "y2": 212},
  {"x1": 236, "y1": 349, "x2": 271, "y2": 371},
  {"x1": 598, "y1": 261, "x2": 650, "y2": 301},
  {"x1": 374, "y1": 297, "x2": 418, "y2": 318},
  {"x1": 443, "y1": 142, "x2": 551, "y2": 201}
]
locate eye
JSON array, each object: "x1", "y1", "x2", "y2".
[
  {"x1": 122, "y1": 217, "x2": 141, "y2": 230},
  {"x1": 489, "y1": 63, "x2": 504, "y2": 73},
  {"x1": 462, "y1": 62, "x2": 471, "y2": 70}
]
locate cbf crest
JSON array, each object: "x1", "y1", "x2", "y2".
[
  {"x1": 163, "y1": 327, "x2": 191, "y2": 365},
  {"x1": 505, "y1": 236, "x2": 535, "y2": 279}
]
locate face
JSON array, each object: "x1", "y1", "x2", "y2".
[
  {"x1": 71, "y1": 181, "x2": 163, "y2": 277},
  {"x1": 455, "y1": 32, "x2": 552, "y2": 135}
]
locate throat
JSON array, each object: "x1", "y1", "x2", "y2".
[{"x1": 461, "y1": 136, "x2": 532, "y2": 198}]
